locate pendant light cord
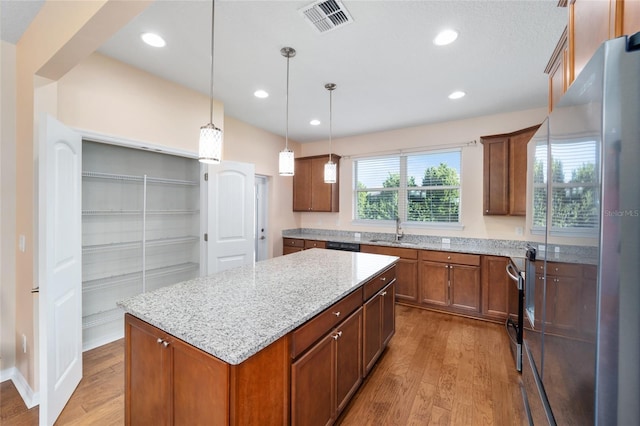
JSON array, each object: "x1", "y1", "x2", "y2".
[
  {"x1": 329, "y1": 88, "x2": 333, "y2": 162},
  {"x1": 285, "y1": 54, "x2": 290, "y2": 149},
  {"x1": 209, "y1": 0, "x2": 215, "y2": 124}
]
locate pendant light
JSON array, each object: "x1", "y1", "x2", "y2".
[
  {"x1": 324, "y1": 83, "x2": 337, "y2": 183},
  {"x1": 199, "y1": 0, "x2": 222, "y2": 164},
  {"x1": 279, "y1": 47, "x2": 296, "y2": 176}
]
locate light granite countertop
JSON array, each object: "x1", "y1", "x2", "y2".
[
  {"x1": 117, "y1": 249, "x2": 398, "y2": 365},
  {"x1": 283, "y1": 229, "x2": 598, "y2": 266}
]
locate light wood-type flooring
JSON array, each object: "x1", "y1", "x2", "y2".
[{"x1": 1, "y1": 305, "x2": 526, "y2": 425}]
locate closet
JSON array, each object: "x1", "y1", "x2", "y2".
[{"x1": 81, "y1": 141, "x2": 201, "y2": 349}]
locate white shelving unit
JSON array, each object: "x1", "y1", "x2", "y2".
[{"x1": 82, "y1": 141, "x2": 200, "y2": 350}]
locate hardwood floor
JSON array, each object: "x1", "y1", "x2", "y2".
[{"x1": 1, "y1": 306, "x2": 526, "y2": 425}]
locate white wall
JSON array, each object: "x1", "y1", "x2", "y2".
[
  {"x1": 299, "y1": 108, "x2": 548, "y2": 240},
  {"x1": 1, "y1": 40, "x2": 17, "y2": 377}
]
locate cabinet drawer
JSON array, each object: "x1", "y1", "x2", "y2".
[
  {"x1": 284, "y1": 238, "x2": 304, "y2": 248},
  {"x1": 419, "y1": 250, "x2": 480, "y2": 266},
  {"x1": 363, "y1": 266, "x2": 396, "y2": 301},
  {"x1": 360, "y1": 245, "x2": 418, "y2": 260},
  {"x1": 291, "y1": 288, "x2": 363, "y2": 359},
  {"x1": 547, "y1": 262, "x2": 582, "y2": 277},
  {"x1": 304, "y1": 240, "x2": 326, "y2": 249}
]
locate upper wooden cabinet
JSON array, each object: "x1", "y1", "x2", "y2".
[
  {"x1": 547, "y1": 0, "x2": 640, "y2": 111},
  {"x1": 293, "y1": 154, "x2": 340, "y2": 212},
  {"x1": 481, "y1": 125, "x2": 540, "y2": 216}
]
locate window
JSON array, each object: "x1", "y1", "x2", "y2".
[
  {"x1": 354, "y1": 150, "x2": 461, "y2": 225},
  {"x1": 532, "y1": 138, "x2": 599, "y2": 235}
]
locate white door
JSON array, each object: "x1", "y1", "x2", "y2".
[
  {"x1": 38, "y1": 115, "x2": 83, "y2": 425},
  {"x1": 206, "y1": 161, "x2": 255, "y2": 273}
]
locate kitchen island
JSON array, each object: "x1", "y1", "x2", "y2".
[{"x1": 117, "y1": 249, "x2": 398, "y2": 425}]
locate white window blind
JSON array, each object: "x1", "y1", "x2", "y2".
[{"x1": 355, "y1": 150, "x2": 461, "y2": 224}]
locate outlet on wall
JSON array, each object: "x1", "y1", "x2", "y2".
[
  {"x1": 22, "y1": 334, "x2": 27, "y2": 353},
  {"x1": 515, "y1": 227, "x2": 524, "y2": 236}
]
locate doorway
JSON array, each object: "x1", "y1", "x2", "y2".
[{"x1": 255, "y1": 175, "x2": 268, "y2": 262}]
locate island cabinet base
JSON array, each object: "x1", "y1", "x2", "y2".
[{"x1": 124, "y1": 314, "x2": 290, "y2": 426}]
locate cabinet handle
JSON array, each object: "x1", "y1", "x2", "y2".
[
  {"x1": 486, "y1": 209, "x2": 489, "y2": 213},
  {"x1": 162, "y1": 341, "x2": 170, "y2": 348},
  {"x1": 333, "y1": 311, "x2": 341, "y2": 317},
  {"x1": 447, "y1": 256, "x2": 451, "y2": 260},
  {"x1": 381, "y1": 277, "x2": 387, "y2": 282},
  {"x1": 381, "y1": 291, "x2": 387, "y2": 297},
  {"x1": 333, "y1": 331, "x2": 343, "y2": 340},
  {"x1": 157, "y1": 338, "x2": 163, "y2": 344}
]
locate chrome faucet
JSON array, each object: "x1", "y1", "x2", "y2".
[{"x1": 395, "y1": 216, "x2": 404, "y2": 242}]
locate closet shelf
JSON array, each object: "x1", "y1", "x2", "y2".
[
  {"x1": 82, "y1": 209, "x2": 199, "y2": 216},
  {"x1": 82, "y1": 308, "x2": 123, "y2": 329},
  {"x1": 83, "y1": 236, "x2": 199, "y2": 253},
  {"x1": 83, "y1": 171, "x2": 198, "y2": 186},
  {"x1": 83, "y1": 262, "x2": 199, "y2": 292}
]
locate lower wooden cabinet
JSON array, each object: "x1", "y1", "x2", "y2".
[
  {"x1": 125, "y1": 314, "x2": 230, "y2": 425},
  {"x1": 481, "y1": 256, "x2": 511, "y2": 321},
  {"x1": 360, "y1": 245, "x2": 418, "y2": 303},
  {"x1": 282, "y1": 238, "x2": 326, "y2": 255},
  {"x1": 291, "y1": 308, "x2": 363, "y2": 426},
  {"x1": 419, "y1": 251, "x2": 480, "y2": 314},
  {"x1": 363, "y1": 281, "x2": 395, "y2": 375}
]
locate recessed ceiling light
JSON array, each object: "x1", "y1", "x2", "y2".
[
  {"x1": 141, "y1": 32, "x2": 166, "y2": 48},
  {"x1": 448, "y1": 91, "x2": 466, "y2": 100},
  {"x1": 433, "y1": 29, "x2": 458, "y2": 46},
  {"x1": 254, "y1": 90, "x2": 269, "y2": 98},
  {"x1": 310, "y1": 119, "x2": 321, "y2": 126}
]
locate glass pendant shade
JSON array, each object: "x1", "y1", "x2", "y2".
[
  {"x1": 324, "y1": 160, "x2": 337, "y2": 183},
  {"x1": 279, "y1": 148, "x2": 294, "y2": 176},
  {"x1": 199, "y1": 123, "x2": 222, "y2": 164}
]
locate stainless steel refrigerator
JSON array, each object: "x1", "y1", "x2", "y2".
[{"x1": 522, "y1": 34, "x2": 640, "y2": 425}]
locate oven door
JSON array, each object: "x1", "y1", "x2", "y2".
[{"x1": 506, "y1": 262, "x2": 524, "y2": 372}]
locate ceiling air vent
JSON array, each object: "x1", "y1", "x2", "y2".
[{"x1": 300, "y1": 0, "x2": 353, "y2": 34}]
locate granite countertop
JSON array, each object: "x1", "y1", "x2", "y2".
[
  {"x1": 117, "y1": 249, "x2": 398, "y2": 365},
  {"x1": 283, "y1": 230, "x2": 598, "y2": 266}
]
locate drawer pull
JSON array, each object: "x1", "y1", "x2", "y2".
[
  {"x1": 332, "y1": 331, "x2": 343, "y2": 340},
  {"x1": 157, "y1": 338, "x2": 163, "y2": 344},
  {"x1": 333, "y1": 311, "x2": 341, "y2": 317},
  {"x1": 381, "y1": 277, "x2": 387, "y2": 282},
  {"x1": 162, "y1": 341, "x2": 170, "y2": 348},
  {"x1": 381, "y1": 291, "x2": 387, "y2": 297},
  {"x1": 447, "y1": 256, "x2": 451, "y2": 260}
]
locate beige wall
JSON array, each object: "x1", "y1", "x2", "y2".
[
  {"x1": 299, "y1": 108, "x2": 548, "y2": 240},
  {"x1": 1, "y1": 41, "x2": 17, "y2": 374},
  {"x1": 57, "y1": 53, "x2": 300, "y2": 259}
]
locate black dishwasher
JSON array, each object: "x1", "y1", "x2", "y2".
[{"x1": 325, "y1": 241, "x2": 361, "y2": 252}]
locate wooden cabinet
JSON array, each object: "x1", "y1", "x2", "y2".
[
  {"x1": 363, "y1": 281, "x2": 395, "y2": 376},
  {"x1": 291, "y1": 308, "x2": 362, "y2": 426},
  {"x1": 293, "y1": 154, "x2": 340, "y2": 212},
  {"x1": 419, "y1": 251, "x2": 481, "y2": 314},
  {"x1": 125, "y1": 314, "x2": 289, "y2": 426},
  {"x1": 125, "y1": 314, "x2": 230, "y2": 425},
  {"x1": 360, "y1": 244, "x2": 418, "y2": 303},
  {"x1": 283, "y1": 238, "x2": 326, "y2": 255},
  {"x1": 481, "y1": 125, "x2": 540, "y2": 216},
  {"x1": 481, "y1": 256, "x2": 511, "y2": 321},
  {"x1": 546, "y1": 0, "x2": 640, "y2": 110},
  {"x1": 283, "y1": 238, "x2": 304, "y2": 255}
]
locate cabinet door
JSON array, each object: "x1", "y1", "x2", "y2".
[
  {"x1": 509, "y1": 128, "x2": 536, "y2": 216},
  {"x1": 450, "y1": 264, "x2": 480, "y2": 313},
  {"x1": 125, "y1": 314, "x2": 168, "y2": 425},
  {"x1": 482, "y1": 137, "x2": 510, "y2": 215},
  {"x1": 291, "y1": 334, "x2": 335, "y2": 426},
  {"x1": 580, "y1": 277, "x2": 597, "y2": 338},
  {"x1": 170, "y1": 337, "x2": 229, "y2": 425},
  {"x1": 381, "y1": 282, "x2": 396, "y2": 347},
  {"x1": 481, "y1": 256, "x2": 510, "y2": 320},
  {"x1": 570, "y1": 0, "x2": 612, "y2": 83},
  {"x1": 395, "y1": 258, "x2": 418, "y2": 303},
  {"x1": 335, "y1": 308, "x2": 363, "y2": 414},
  {"x1": 310, "y1": 157, "x2": 334, "y2": 212},
  {"x1": 362, "y1": 293, "x2": 383, "y2": 376},
  {"x1": 292, "y1": 158, "x2": 312, "y2": 211},
  {"x1": 549, "y1": 275, "x2": 581, "y2": 334},
  {"x1": 419, "y1": 260, "x2": 448, "y2": 307}
]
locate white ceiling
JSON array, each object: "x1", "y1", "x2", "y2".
[{"x1": 2, "y1": 0, "x2": 567, "y2": 143}]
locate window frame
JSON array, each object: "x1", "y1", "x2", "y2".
[{"x1": 352, "y1": 149, "x2": 463, "y2": 230}]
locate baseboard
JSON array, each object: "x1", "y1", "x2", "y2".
[
  {"x1": 83, "y1": 329, "x2": 124, "y2": 352},
  {"x1": 0, "y1": 367, "x2": 40, "y2": 409}
]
